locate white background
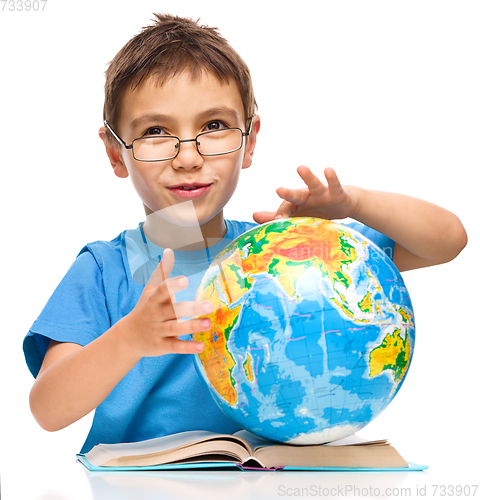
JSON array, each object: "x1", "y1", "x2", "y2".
[{"x1": 1, "y1": 1, "x2": 478, "y2": 499}]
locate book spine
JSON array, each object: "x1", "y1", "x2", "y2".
[{"x1": 237, "y1": 463, "x2": 284, "y2": 472}]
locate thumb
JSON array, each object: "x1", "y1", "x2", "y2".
[{"x1": 252, "y1": 211, "x2": 277, "y2": 224}]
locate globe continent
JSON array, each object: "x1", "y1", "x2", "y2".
[{"x1": 192, "y1": 217, "x2": 415, "y2": 444}]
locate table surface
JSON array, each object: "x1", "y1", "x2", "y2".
[{"x1": 2, "y1": 450, "x2": 478, "y2": 500}]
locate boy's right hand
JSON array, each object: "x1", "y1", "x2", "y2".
[{"x1": 118, "y1": 248, "x2": 212, "y2": 358}]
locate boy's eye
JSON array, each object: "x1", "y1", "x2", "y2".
[
  {"x1": 144, "y1": 126, "x2": 166, "y2": 136},
  {"x1": 205, "y1": 120, "x2": 227, "y2": 132}
]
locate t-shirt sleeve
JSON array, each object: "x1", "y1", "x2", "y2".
[
  {"x1": 342, "y1": 221, "x2": 395, "y2": 262},
  {"x1": 23, "y1": 250, "x2": 111, "y2": 378}
]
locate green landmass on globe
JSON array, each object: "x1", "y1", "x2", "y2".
[{"x1": 193, "y1": 217, "x2": 415, "y2": 445}]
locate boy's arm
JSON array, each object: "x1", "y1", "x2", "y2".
[
  {"x1": 29, "y1": 249, "x2": 213, "y2": 432},
  {"x1": 252, "y1": 166, "x2": 467, "y2": 272}
]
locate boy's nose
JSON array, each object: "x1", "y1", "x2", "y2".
[{"x1": 171, "y1": 140, "x2": 204, "y2": 170}]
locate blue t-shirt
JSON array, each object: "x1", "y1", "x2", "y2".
[{"x1": 23, "y1": 219, "x2": 394, "y2": 453}]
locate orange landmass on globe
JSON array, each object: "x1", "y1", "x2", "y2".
[
  {"x1": 234, "y1": 219, "x2": 357, "y2": 299},
  {"x1": 369, "y1": 328, "x2": 411, "y2": 382},
  {"x1": 331, "y1": 297, "x2": 355, "y2": 319},
  {"x1": 395, "y1": 306, "x2": 414, "y2": 327},
  {"x1": 243, "y1": 354, "x2": 254, "y2": 382},
  {"x1": 358, "y1": 291, "x2": 373, "y2": 313},
  {"x1": 216, "y1": 253, "x2": 255, "y2": 305},
  {"x1": 193, "y1": 303, "x2": 242, "y2": 405}
]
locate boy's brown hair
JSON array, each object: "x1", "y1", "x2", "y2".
[{"x1": 103, "y1": 13, "x2": 257, "y2": 140}]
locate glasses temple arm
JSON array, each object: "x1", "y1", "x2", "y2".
[
  {"x1": 104, "y1": 120, "x2": 131, "y2": 149},
  {"x1": 243, "y1": 116, "x2": 255, "y2": 137}
]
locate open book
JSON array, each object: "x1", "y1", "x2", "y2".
[{"x1": 77, "y1": 430, "x2": 427, "y2": 472}]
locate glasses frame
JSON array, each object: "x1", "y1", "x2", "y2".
[{"x1": 104, "y1": 117, "x2": 254, "y2": 162}]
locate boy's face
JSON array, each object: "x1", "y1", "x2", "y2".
[{"x1": 104, "y1": 71, "x2": 259, "y2": 241}]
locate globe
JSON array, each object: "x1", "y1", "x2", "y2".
[{"x1": 192, "y1": 217, "x2": 415, "y2": 444}]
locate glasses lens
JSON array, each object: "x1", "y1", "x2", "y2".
[
  {"x1": 197, "y1": 129, "x2": 243, "y2": 156},
  {"x1": 133, "y1": 136, "x2": 179, "y2": 161}
]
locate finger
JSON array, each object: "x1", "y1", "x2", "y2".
[
  {"x1": 170, "y1": 298, "x2": 214, "y2": 322},
  {"x1": 252, "y1": 211, "x2": 277, "y2": 224},
  {"x1": 324, "y1": 167, "x2": 343, "y2": 194},
  {"x1": 161, "y1": 337, "x2": 206, "y2": 354},
  {"x1": 137, "y1": 270, "x2": 182, "y2": 311},
  {"x1": 146, "y1": 248, "x2": 175, "y2": 287},
  {"x1": 153, "y1": 280, "x2": 214, "y2": 320},
  {"x1": 163, "y1": 275, "x2": 189, "y2": 304},
  {"x1": 164, "y1": 315, "x2": 212, "y2": 337},
  {"x1": 297, "y1": 166, "x2": 327, "y2": 193},
  {"x1": 143, "y1": 275, "x2": 188, "y2": 321},
  {"x1": 273, "y1": 199, "x2": 296, "y2": 220},
  {"x1": 276, "y1": 187, "x2": 310, "y2": 206}
]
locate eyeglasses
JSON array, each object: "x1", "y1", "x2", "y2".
[{"x1": 104, "y1": 118, "x2": 253, "y2": 162}]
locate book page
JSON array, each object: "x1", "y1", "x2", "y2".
[
  {"x1": 233, "y1": 430, "x2": 277, "y2": 451},
  {"x1": 323, "y1": 435, "x2": 388, "y2": 446},
  {"x1": 255, "y1": 442, "x2": 408, "y2": 469},
  {"x1": 105, "y1": 440, "x2": 252, "y2": 468},
  {"x1": 86, "y1": 431, "x2": 233, "y2": 464},
  {"x1": 234, "y1": 430, "x2": 386, "y2": 449}
]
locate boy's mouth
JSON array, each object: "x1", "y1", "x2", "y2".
[{"x1": 167, "y1": 182, "x2": 213, "y2": 199}]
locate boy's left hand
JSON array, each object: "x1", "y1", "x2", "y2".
[{"x1": 253, "y1": 166, "x2": 358, "y2": 224}]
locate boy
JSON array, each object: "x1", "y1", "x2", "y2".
[{"x1": 24, "y1": 14, "x2": 467, "y2": 455}]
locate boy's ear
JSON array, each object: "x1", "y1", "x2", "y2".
[
  {"x1": 242, "y1": 115, "x2": 261, "y2": 170},
  {"x1": 98, "y1": 126, "x2": 129, "y2": 178}
]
